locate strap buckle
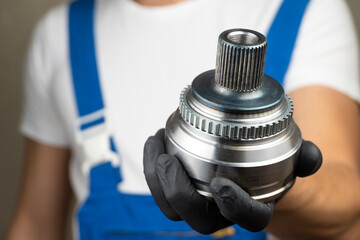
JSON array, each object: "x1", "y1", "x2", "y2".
[{"x1": 74, "y1": 110, "x2": 119, "y2": 175}]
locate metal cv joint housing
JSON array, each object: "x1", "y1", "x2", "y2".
[{"x1": 165, "y1": 29, "x2": 302, "y2": 202}]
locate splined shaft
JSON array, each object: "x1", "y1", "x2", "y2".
[{"x1": 215, "y1": 29, "x2": 267, "y2": 91}]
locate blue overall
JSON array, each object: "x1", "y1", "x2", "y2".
[{"x1": 68, "y1": 0, "x2": 310, "y2": 239}]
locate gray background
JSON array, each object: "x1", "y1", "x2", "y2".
[{"x1": 0, "y1": 0, "x2": 359, "y2": 239}]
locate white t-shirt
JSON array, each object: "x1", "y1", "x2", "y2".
[{"x1": 21, "y1": 0, "x2": 359, "y2": 217}]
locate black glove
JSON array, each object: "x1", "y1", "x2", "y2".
[{"x1": 143, "y1": 129, "x2": 322, "y2": 234}]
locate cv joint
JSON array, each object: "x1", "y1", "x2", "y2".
[{"x1": 165, "y1": 29, "x2": 302, "y2": 202}]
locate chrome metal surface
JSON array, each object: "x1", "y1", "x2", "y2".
[
  {"x1": 165, "y1": 29, "x2": 302, "y2": 202},
  {"x1": 192, "y1": 70, "x2": 284, "y2": 113}
]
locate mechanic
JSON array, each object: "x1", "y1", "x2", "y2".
[{"x1": 7, "y1": 0, "x2": 360, "y2": 239}]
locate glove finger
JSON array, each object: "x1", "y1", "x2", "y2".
[
  {"x1": 156, "y1": 155, "x2": 232, "y2": 234},
  {"x1": 143, "y1": 129, "x2": 181, "y2": 220},
  {"x1": 210, "y1": 177, "x2": 274, "y2": 232},
  {"x1": 295, "y1": 140, "x2": 322, "y2": 177}
]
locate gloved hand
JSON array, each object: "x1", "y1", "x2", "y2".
[{"x1": 143, "y1": 129, "x2": 322, "y2": 234}]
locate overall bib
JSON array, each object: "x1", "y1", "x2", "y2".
[{"x1": 68, "y1": 0, "x2": 310, "y2": 239}]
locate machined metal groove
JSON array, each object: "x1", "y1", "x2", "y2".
[{"x1": 196, "y1": 178, "x2": 295, "y2": 201}]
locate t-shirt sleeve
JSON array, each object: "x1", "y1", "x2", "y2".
[
  {"x1": 20, "y1": 10, "x2": 69, "y2": 147},
  {"x1": 284, "y1": 0, "x2": 360, "y2": 103}
]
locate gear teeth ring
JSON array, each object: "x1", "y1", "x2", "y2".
[{"x1": 179, "y1": 86, "x2": 294, "y2": 140}]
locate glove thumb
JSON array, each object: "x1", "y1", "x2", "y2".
[{"x1": 295, "y1": 140, "x2": 322, "y2": 177}]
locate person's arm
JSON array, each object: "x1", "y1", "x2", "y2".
[
  {"x1": 267, "y1": 86, "x2": 360, "y2": 240},
  {"x1": 6, "y1": 138, "x2": 72, "y2": 240}
]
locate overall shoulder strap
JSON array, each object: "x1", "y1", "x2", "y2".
[
  {"x1": 265, "y1": 0, "x2": 311, "y2": 85},
  {"x1": 69, "y1": 0, "x2": 119, "y2": 176},
  {"x1": 69, "y1": 0, "x2": 105, "y2": 128}
]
